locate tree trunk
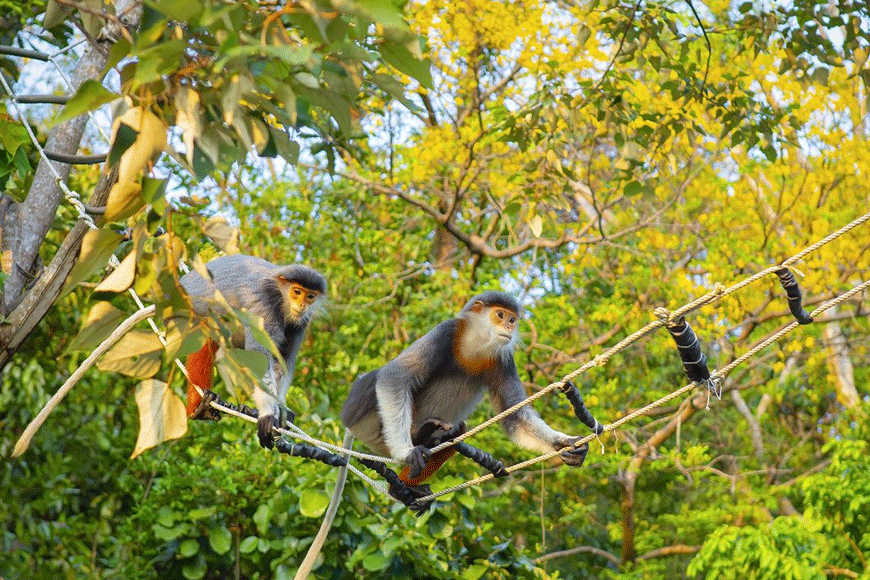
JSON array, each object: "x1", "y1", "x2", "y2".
[
  {"x1": 823, "y1": 313, "x2": 859, "y2": 408},
  {"x1": 0, "y1": 0, "x2": 142, "y2": 368}
]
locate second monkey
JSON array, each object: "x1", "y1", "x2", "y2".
[{"x1": 181, "y1": 254, "x2": 326, "y2": 449}]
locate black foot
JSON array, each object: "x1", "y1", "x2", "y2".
[
  {"x1": 559, "y1": 438, "x2": 589, "y2": 467},
  {"x1": 257, "y1": 414, "x2": 278, "y2": 449},
  {"x1": 192, "y1": 390, "x2": 222, "y2": 421},
  {"x1": 389, "y1": 482, "x2": 433, "y2": 517},
  {"x1": 360, "y1": 458, "x2": 435, "y2": 516}
]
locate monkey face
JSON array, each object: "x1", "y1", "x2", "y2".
[
  {"x1": 488, "y1": 306, "x2": 518, "y2": 343},
  {"x1": 278, "y1": 277, "x2": 321, "y2": 320}
]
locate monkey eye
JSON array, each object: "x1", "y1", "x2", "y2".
[
  {"x1": 293, "y1": 288, "x2": 302, "y2": 296},
  {"x1": 509, "y1": 316, "x2": 516, "y2": 324},
  {"x1": 496, "y1": 310, "x2": 504, "y2": 320},
  {"x1": 307, "y1": 293, "x2": 316, "y2": 300}
]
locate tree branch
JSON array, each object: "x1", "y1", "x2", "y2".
[{"x1": 534, "y1": 545, "x2": 620, "y2": 566}]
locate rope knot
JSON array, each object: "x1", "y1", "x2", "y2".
[
  {"x1": 653, "y1": 306, "x2": 673, "y2": 326},
  {"x1": 712, "y1": 282, "x2": 726, "y2": 295}
]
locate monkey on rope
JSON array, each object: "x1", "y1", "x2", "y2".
[
  {"x1": 341, "y1": 290, "x2": 591, "y2": 505},
  {"x1": 180, "y1": 254, "x2": 326, "y2": 449}
]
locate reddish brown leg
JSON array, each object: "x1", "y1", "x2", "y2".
[
  {"x1": 399, "y1": 447, "x2": 458, "y2": 486},
  {"x1": 185, "y1": 339, "x2": 219, "y2": 418}
]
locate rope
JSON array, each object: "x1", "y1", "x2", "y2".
[
  {"x1": 206, "y1": 398, "x2": 397, "y2": 464},
  {"x1": 12, "y1": 39, "x2": 867, "y2": 508},
  {"x1": 414, "y1": 276, "x2": 870, "y2": 504},
  {"x1": 426, "y1": 208, "x2": 870, "y2": 456},
  {"x1": 0, "y1": 67, "x2": 97, "y2": 228}
]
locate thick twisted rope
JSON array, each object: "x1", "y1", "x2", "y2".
[
  {"x1": 426, "y1": 209, "x2": 870, "y2": 456},
  {"x1": 414, "y1": 276, "x2": 870, "y2": 503}
]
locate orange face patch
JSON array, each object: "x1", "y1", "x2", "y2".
[
  {"x1": 287, "y1": 281, "x2": 319, "y2": 308},
  {"x1": 489, "y1": 306, "x2": 518, "y2": 334},
  {"x1": 277, "y1": 277, "x2": 320, "y2": 319}
]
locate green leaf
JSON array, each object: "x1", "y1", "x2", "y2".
[
  {"x1": 188, "y1": 507, "x2": 216, "y2": 520},
  {"x1": 148, "y1": 0, "x2": 203, "y2": 22},
  {"x1": 298, "y1": 489, "x2": 330, "y2": 518},
  {"x1": 380, "y1": 43, "x2": 433, "y2": 88},
  {"x1": 157, "y1": 506, "x2": 176, "y2": 527},
  {"x1": 362, "y1": 552, "x2": 390, "y2": 571},
  {"x1": 462, "y1": 564, "x2": 489, "y2": 580},
  {"x1": 179, "y1": 539, "x2": 199, "y2": 558},
  {"x1": 43, "y1": 0, "x2": 73, "y2": 29},
  {"x1": 192, "y1": 140, "x2": 216, "y2": 180},
  {"x1": 182, "y1": 556, "x2": 206, "y2": 580},
  {"x1": 207, "y1": 525, "x2": 232, "y2": 555},
  {"x1": 239, "y1": 536, "x2": 258, "y2": 554},
  {"x1": 623, "y1": 180, "x2": 649, "y2": 196},
  {"x1": 275, "y1": 564, "x2": 293, "y2": 580},
  {"x1": 50, "y1": 80, "x2": 119, "y2": 127},
  {"x1": 103, "y1": 37, "x2": 132, "y2": 75},
  {"x1": 358, "y1": 0, "x2": 407, "y2": 30},
  {"x1": 141, "y1": 176, "x2": 169, "y2": 204},
  {"x1": 253, "y1": 504, "x2": 271, "y2": 536}
]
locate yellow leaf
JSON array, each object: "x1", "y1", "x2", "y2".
[
  {"x1": 131, "y1": 379, "x2": 188, "y2": 458},
  {"x1": 174, "y1": 86, "x2": 201, "y2": 167},
  {"x1": 96, "y1": 330, "x2": 163, "y2": 378},
  {"x1": 62, "y1": 229, "x2": 125, "y2": 296},
  {"x1": 529, "y1": 215, "x2": 543, "y2": 238},
  {"x1": 94, "y1": 249, "x2": 137, "y2": 293},
  {"x1": 203, "y1": 216, "x2": 240, "y2": 254},
  {"x1": 104, "y1": 180, "x2": 144, "y2": 221},
  {"x1": 66, "y1": 301, "x2": 126, "y2": 352},
  {"x1": 112, "y1": 106, "x2": 168, "y2": 184}
]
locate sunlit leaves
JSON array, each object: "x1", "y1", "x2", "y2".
[
  {"x1": 97, "y1": 329, "x2": 164, "y2": 378},
  {"x1": 131, "y1": 379, "x2": 188, "y2": 458}
]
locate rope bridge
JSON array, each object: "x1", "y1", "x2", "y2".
[{"x1": 5, "y1": 42, "x2": 869, "y2": 511}]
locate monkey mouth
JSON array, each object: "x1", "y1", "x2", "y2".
[{"x1": 496, "y1": 332, "x2": 513, "y2": 342}]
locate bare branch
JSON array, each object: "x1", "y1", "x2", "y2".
[
  {"x1": 638, "y1": 544, "x2": 700, "y2": 560},
  {"x1": 534, "y1": 545, "x2": 621, "y2": 566}
]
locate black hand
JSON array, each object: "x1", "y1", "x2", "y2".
[
  {"x1": 405, "y1": 445, "x2": 432, "y2": 479},
  {"x1": 558, "y1": 437, "x2": 588, "y2": 467},
  {"x1": 257, "y1": 414, "x2": 278, "y2": 449}
]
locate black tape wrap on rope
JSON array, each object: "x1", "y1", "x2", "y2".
[
  {"x1": 665, "y1": 316, "x2": 711, "y2": 383},
  {"x1": 414, "y1": 420, "x2": 509, "y2": 478},
  {"x1": 775, "y1": 268, "x2": 814, "y2": 324},
  {"x1": 274, "y1": 438, "x2": 347, "y2": 467},
  {"x1": 454, "y1": 442, "x2": 510, "y2": 478},
  {"x1": 200, "y1": 392, "x2": 347, "y2": 468},
  {"x1": 559, "y1": 381, "x2": 604, "y2": 435}
]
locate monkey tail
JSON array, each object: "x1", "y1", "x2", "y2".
[{"x1": 293, "y1": 429, "x2": 353, "y2": 580}]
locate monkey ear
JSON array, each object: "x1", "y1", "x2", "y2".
[
  {"x1": 276, "y1": 275, "x2": 290, "y2": 285},
  {"x1": 470, "y1": 300, "x2": 485, "y2": 313}
]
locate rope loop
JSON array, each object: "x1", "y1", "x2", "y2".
[{"x1": 653, "y1": 306, "x2": 673, "y2": 326}]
